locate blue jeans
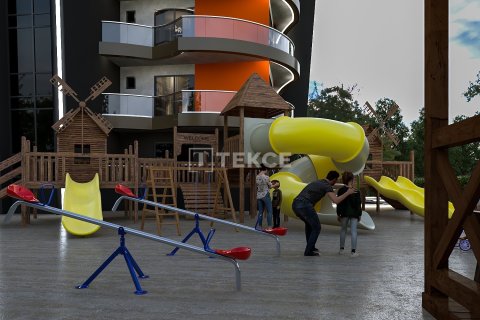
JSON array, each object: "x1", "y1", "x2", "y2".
[
  {"x1": 292, "y1": 198, "x2": 321, "y2": 255},
  {"x1": 256, "y1": 193, "x2": 273, "y2": 228},
  {"x1": 340, "y1": 217, "x2": 358, "y2": 250}
]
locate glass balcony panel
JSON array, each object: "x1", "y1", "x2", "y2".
[
  {"x1": 104, "y1": 91, "x2": 235, "y2": 117},
  {"x1": 105, "y1": 17, "x2": 293, "y2": 55},
  {"x1": 102, "y1": 22, "x2": 152, "y2": 46},
  {"x1": 185, "y1": 90, "x2": 235, "y2": 113},
  {"x1": 103, "y1": 94, "x2": 154, "y2": 117}
]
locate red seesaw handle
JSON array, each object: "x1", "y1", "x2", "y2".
[
  {"x1": 115, "y1": 184, "x2": 137, "y2": 198},
  {"x1": 215, "y1": 246, "x2": 251, "y2": 260},
  {"x1": 7, "y1": 184, "x2": 40, "y2": 203},
  {"x1": 263, "y1": 227, "x2": 288, "y2": 236}
]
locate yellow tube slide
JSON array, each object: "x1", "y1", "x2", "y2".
[
  {"x1": 364, "y1": 175, "x2": 454, "y2": 218},
  {"x1": 269, "y1": 117, "x2": 369, "y2": 174},
  {"x1": 62, "y1": 173, "x2": 103, "y2": 236},
  {"x1": 265, "y1": 117, "x2": 375, "y2": 230}
]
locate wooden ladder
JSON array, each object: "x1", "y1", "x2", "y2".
[
  {"x1": 180, "y1": 168, "x2": 237, "y2": 222},
  {"x1": 141, "y1": 167, "x2": 181, "y2": 236}
]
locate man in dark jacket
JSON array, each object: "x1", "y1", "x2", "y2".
[{"x1": 292, "y1": 170, "x2": 355, "y2": 256}]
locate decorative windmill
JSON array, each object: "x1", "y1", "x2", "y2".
[
  {"x1": 362, "y1": 101, "x2": 400, "y2": 146},
  {"x1": 50, "y1": 75, "x2": 112, "y2": 108},
  {"x1": 50, "y1": 75, "x2": 113, "y2": 182}
]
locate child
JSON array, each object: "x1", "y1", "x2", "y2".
[
  {"x1": 336, "y1": 171, "x2": 362, "y2": 257},
  {"x1": 255, "y1": 165, "x2": 272, "y2": 230},
  {"x1": 271, "y1": 180, "x2": 282, "y2": 228}
]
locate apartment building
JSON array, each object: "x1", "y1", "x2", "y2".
[{"x1": 1, "y1": 0, "x2": 315, "y2": 158}]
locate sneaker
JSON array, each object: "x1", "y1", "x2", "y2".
[
  {"x1": 351, "y1": 252, "x2": 359, "y2": 258},
  {"x1": 304, "y1": 252, "x2": 320, "y2": 257},
  {"x1": 338, "y1": 249, "x2": 345, "y2": 255},
  {"x1": 312, "y1": 248, "x2": 320, "y2": 253}
]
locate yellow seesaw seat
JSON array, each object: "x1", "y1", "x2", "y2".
[{"x1": 62, "y1": 173, "x2": 103, "y2": 236}]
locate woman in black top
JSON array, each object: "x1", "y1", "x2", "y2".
[{"x1": 336, "y1": 171, "x2": 362, "y2": 257}]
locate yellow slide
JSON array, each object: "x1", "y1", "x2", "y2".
[
  {"x1": 62, "y1": 173, "x2": 103, "y2": 236},
  {"x1": 248, "y1": 116, "x2": 375, "y2": 230},
  {"x1": 364, "y1": 175, "x2": 454, "y2": 218}
]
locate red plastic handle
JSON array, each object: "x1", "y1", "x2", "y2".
[
  {"x1": 215, "y1": 246, "x2": 251, "y2": 260},
  {"x1": 115, "y1": 184, "x2": 137, "y2": 198},
  {"x1": 7, "y1": 185, "x2": 40, "y2": 203},
  {"x1": 263, "y1": 227, "x2": 288, "y2": 236}
]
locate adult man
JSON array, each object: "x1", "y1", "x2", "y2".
[{"x1": 292, "y1": 170, "x2": 356, "y2": 256}]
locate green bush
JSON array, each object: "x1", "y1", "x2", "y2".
[
  {"x1": 414, "y1": 177, "x2": 425, "y2": 188},
  {"x1": 413, "y1": 176, "x2": 470, "y2": 188}
]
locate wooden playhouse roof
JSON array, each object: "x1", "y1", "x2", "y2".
[
  {"x1": 52, "y1": 106, "x2": 113, "y2": 135},
  {"x1": 220, "y1": 73, "x2": 292, "y2": 118}
]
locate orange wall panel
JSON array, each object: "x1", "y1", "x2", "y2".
[
  {"x1": 195, "y1": 61, "x2": 270, "y2": 91},
  {"x1": 195, "y1": 0, "x2": 270, "y2": 25}
]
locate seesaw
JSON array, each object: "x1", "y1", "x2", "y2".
[
  {"x1": 4, "y1": 184, "x2": 250, "y2": 293},
  {"x1": 113, "y1": 184, "x2": 287, "y2": 256}
]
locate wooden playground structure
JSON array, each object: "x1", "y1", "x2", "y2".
[{"x1": 423, "y1": 1, "x2": 480, "y2": 317}]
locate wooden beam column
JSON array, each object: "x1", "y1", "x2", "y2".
[
  {"x1": 422, "y1": 0, "x2": 450, "y2": 316},
  {"x1": 239, "y1": 107, "x2": 245, "y2": 223}
]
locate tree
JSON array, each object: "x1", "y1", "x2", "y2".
[
  {"x1": 448, "y1": 113, "x2": 480, "y2": 177},
  {"x1": 464, "y1": 71, "x2": 480, "y2": 103},
  {"x1": 307, "y1": 84, "x2": 366, "y2": 122},
  {"x1": 406, "y1": 108, "x2": 425, "y2": 177}
]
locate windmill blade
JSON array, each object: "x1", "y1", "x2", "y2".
[
  {"x1": 85, "y1": 77, "x2": 112, "y2": 102},
  {"x1": 368, "y1": 127, "x2": 379, "y2": 142},
  {"x1": 385, "y1": 103, "x2": 399, "y2": 119},
  {"x1": 362, "y1": 101, "x2": 377, "y2": 118},
  {"x1": 385, "y1": 129, "x2": 400, "y2": 146},
  {"x1": 50, "y1": 75, "x2": 80, "y2": 103}
]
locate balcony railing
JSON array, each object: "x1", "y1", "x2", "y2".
[
  {"x1": 101, "y1": 16, "x2": 294, "y2": 55},
  {"x1": 102, "y1": 21, "x2": 153, "y2": 46},
  {"x1": 102, "y1": 90, "x2": 236, "y2": 117}
]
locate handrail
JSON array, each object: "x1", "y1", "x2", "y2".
[
  {"x1": 160, "y1": 15, "x2": 295, "y2": 49},
  {"x1": 4, "y1": 200, "x2": 242, "y2": 291},
  {"x1": 112, "y1": 194, "x2": 282, "y2": 256}
]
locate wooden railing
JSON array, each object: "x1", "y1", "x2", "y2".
[
  {"x1": 382, "y1": 161, "x2": 414, "y2": 181},
  {"x1": 0, "y1": 153, "x2": 22, "y2": 198},
  {"x1": 222, "y1": 135, "x2": 241, "y2": 168}
]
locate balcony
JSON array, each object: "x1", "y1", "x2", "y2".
[
  {"x1": 99, "y1": 16, "x2": 299, "y2": 80},
  {"x1": 102, "y1": 90, "x2": 236, "y2": 129}
]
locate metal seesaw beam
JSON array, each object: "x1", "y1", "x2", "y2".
[
  {"x1": 112, "y1": 195, "x2": 282, "y2": 255},
  {"x1": 4, "y1": 200, "x2": 242, "y2": 291}
]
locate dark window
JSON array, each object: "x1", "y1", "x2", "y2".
[
  {"x1": 34, "y1": 27, "x2": 52, "y2": 72},
  {"x1": 10, "y1": 73, "x2": 34, "y2": 96},
  {"x1": 154, "y1": 143, "x2": 173, "y2": 158},
  {"x1": 36, "y1": 109, "x2": 54, "y2": 151},
  {"x1": 10, "y1": 97, "x2": 34, "y2": 109},
  {"x1": 9, "y1": 15, "x2": 32, "y2": 28},
  {"x1": 11, "y1": 110, "x2": 35, "y2": 152},
  {"x1": 33, "y1": 0, "x2": 49, "y2": 13},
  {"x1": 34, "y1": 13, "x2": 50, "y2": 27},
  {"x1": 154, "y1": 75, "x2": 194, "y2": 115},
  {"x1": 126, "y1": 77, "x2": 136, "y2": 89},
  {"x1": 8, "y1": 0, "x2": 53, "y2": 153},
  {"x1": 9, "y1": 28, "x2": 34, "y2": 73},
  {"x1": 35, "y1": 74, "x2": 53, "y2": 95},
  {"x1": 8, "y1": 0, "x2": 32, "y2": 15},
  {"x1": 74, "y1": 144, "x2": 91, "y2": 164},
  {"x1": 126, "y1": 10, "x2": 136, "y2": 23}
]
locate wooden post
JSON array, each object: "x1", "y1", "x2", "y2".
[
  {"x1": 134, "y1": 140, "x2": 139, "y2": 223},
  {"x1": 239, "y1": 107, "x2": 245, "y2": 223},
  {"x1": 422, "y1": 0, "x2": 450, "y2": 316},
  {"x1": 410, "y1": 150, "x2": 415, "y2": 180}
]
